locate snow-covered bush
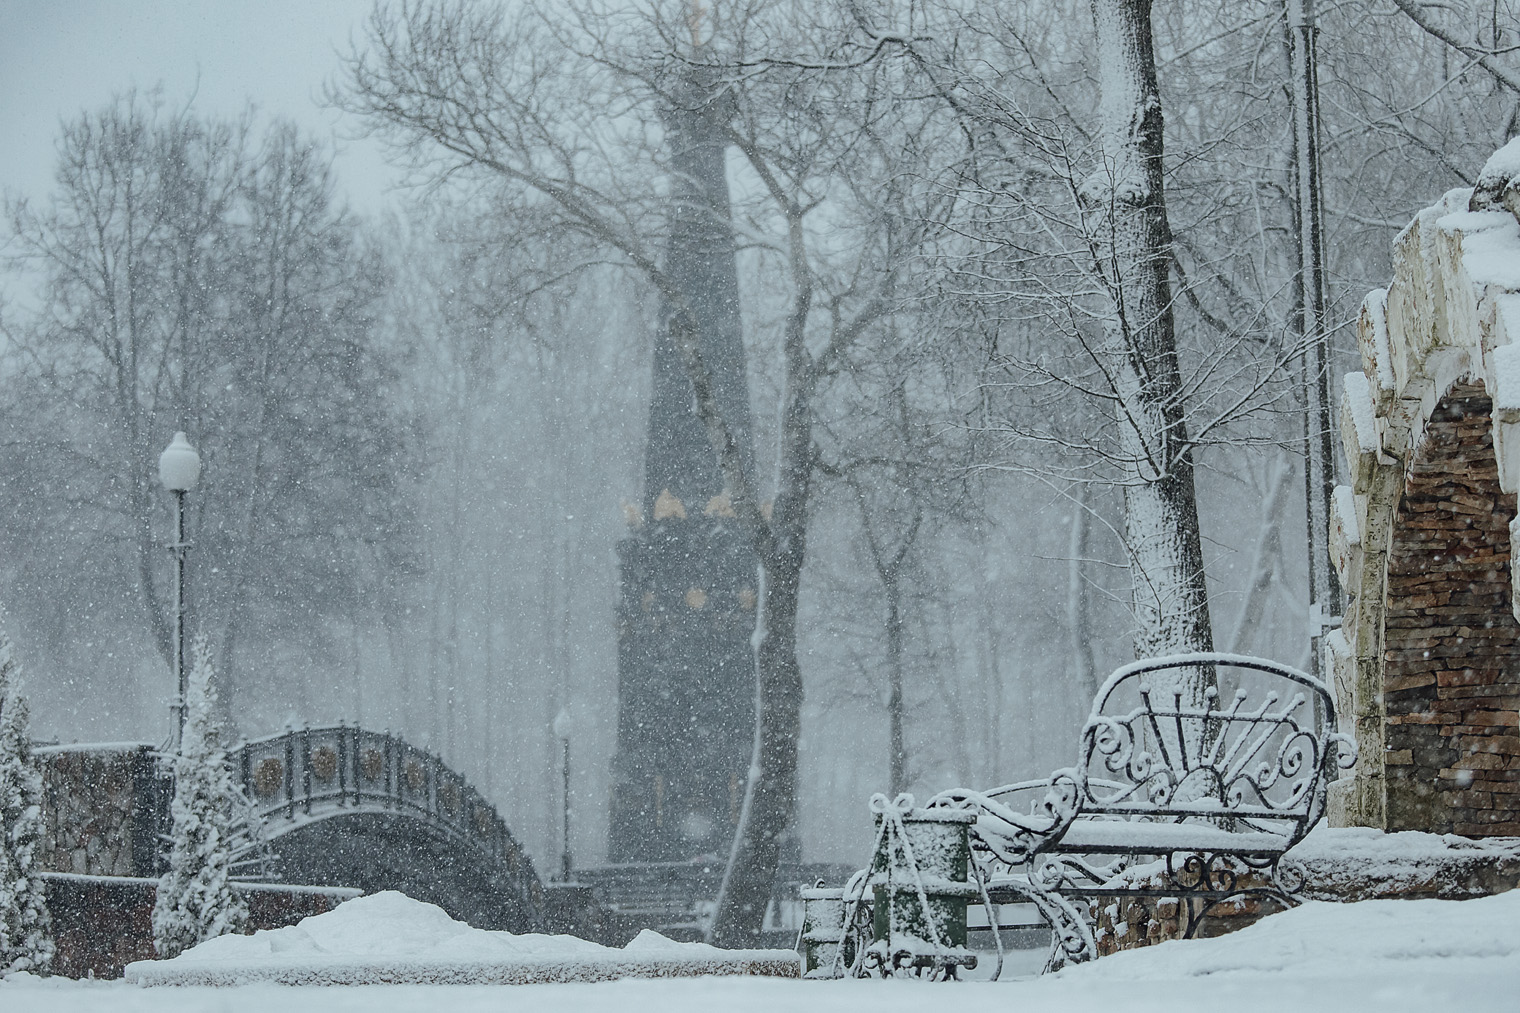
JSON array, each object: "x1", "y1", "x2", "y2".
[
  {"x1": 0, "y1": 632, "x2": 54, "y2": 977},
  {"x1": 152, "y1": 636, "x2": 248, "y2": 958}
]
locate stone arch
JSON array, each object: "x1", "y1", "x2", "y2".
[{"x1": 1330, "y1": 178, "x2": 1520, "y2": 836}]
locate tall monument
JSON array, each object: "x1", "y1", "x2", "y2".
[{"x1": 606, "y1": 60, "x2": 758, "y2": 864}]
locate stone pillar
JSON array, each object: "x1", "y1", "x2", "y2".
[{"x1": 1330, "y1": 147, "x2": 1520, "y2": 835}]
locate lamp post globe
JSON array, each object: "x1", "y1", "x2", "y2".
[
  {"x1": 159, "y1": 432, "x2": 201, "y2": 751},
  {"x1": 158, "y1": 431, "x2": 202, "y2": 492}
]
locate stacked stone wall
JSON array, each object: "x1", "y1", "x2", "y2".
[
  {"x1": 1383, "y1": 388, "x2": 1520, "y2": 834},
  {"x1": 36, "y1": 745, "x2": 161, "y2": 877},
  {"x1": 1093, "y1": 835, "x2": 1520, "y2": 955}
]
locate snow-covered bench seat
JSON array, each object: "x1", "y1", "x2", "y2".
[{"x1": 927, "y1": 653, "x2": 1356, "y2": 971}]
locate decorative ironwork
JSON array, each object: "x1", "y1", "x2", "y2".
[
  {"x1": 252, "y1": 757, "x2": 283, "y2": 799},
  {"x1": 925, "y1": 653, "x2": 1358, "y2": 973},
  {"x1": 231, "y1": 726, "x2": 542, "y2": 927},
  {"x1": 310, "y1": 746, "x2": 337, "y2": 783}
]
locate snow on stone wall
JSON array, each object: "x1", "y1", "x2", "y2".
[{"x1": 1330, "y1": 152, "x2": 1520, "y2": 836}]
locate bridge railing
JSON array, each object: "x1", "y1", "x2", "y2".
[{"x1": 234, "y1": 726, "x2": 541, "y2": 899}]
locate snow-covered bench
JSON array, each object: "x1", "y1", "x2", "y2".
[{"x1": 926, "y1": 653, "x2": 1356, "y2": 971}]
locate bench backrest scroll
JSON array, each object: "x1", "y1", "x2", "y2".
[{"x1": 1076, "y1": 653, "x2": 1350, "y2": 844}]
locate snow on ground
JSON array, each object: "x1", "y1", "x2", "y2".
[{"x1": 3, "y1": 889, "x2": 1517, "y2": 1012}]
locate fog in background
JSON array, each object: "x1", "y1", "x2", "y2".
[{"x1": 2, "y1": 0, "x2": 1504, "y2": 872}]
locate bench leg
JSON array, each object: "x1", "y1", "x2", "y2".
[{"x1": 991, "y1": 875, "x2": 1096, "y2": 973}]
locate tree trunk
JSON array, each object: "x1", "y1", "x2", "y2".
[
  {"x1": 711, "y1": 474, "x2": 809, "y2": 947},
  {"x1": 884, "y1": 567, "x2": 907, "y2": 796},
  {"x1": 1066, "y1": 485, "x2": 1099, "y2": 698},
  {"x1": 1230, "y1": 457, "x2": 1293, "y2": 654},
  {"x1": 851, "y1": 476, "x2": 920, "y2": 798},
  {"x1": 1088, "y1": 0, "x2": 1215, "y2": 692}
]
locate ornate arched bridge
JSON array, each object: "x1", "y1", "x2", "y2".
[
  {"x1": 37, "y1": 727, "x2": 545, "y2": 933},
  {"x1": 1329, "y1": 158, "x2": 1520, "y2": 838},
  {"x1": 232, "y1": 726, "x2": 544, "y2": 931}
]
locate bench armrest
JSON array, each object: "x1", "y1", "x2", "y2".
[{"x1": 926, "y1": 772, "x2": 1084, "y2": 868}]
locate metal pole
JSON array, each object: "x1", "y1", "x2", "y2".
[
  {"x1": 1288, "y1": 0, "x2": 1342, "y2": 675},
  {"x1": 172, "y1": 488, "x2": 188, "y2": 751},
  {"x1": 560, "y1": 736, "x2": 572, "y2": 881}
]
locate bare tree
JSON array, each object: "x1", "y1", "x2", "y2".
[
  {"x1": 337, "y1": 0, "x2": 936, "y2": 940},
  {"x1": 1391, "y1": 0, "x2": 1520, "y2": 94},
  {"x1": 858, "y1": 1, "x2": 1341, "y2": 695},
  {"x1": 874, "y1": 0, "x2": 1237, "y2": 678},
  {"x1": 2, "y1": 96, "x2": 415, "y2": 728}
]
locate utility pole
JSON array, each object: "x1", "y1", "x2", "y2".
[{"x1": 1287, "y1": 0, "x2": 1342, "y2": 673}]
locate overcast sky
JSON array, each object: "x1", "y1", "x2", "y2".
[{"x1": 0, "y1": 0, "x2": 404, "y2": 217}]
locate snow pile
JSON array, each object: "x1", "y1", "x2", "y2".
[
  {"x1": 1470, "y1": 135, "x2": 1520, "y2": 212},
  {"x1": 1055, "y1": 887, "x2": 1520, "y2": 983},
  {"x1": 8, "y1": 888, "x2": 1514, "y2": 1011},
  {"x1": 1292, "y1": 822, "x2": 1519, "y2": 864},
  {"x1": 124, "y1": 892, "x2": 800, "y2": 985}
]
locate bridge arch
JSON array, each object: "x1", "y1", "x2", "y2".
[
  {"x1": 235, "y1": 726, "x2": 544, "y2": 930},
  {"x1": 1330, "y1": 173, "x2": 1520, "y2": 836}
]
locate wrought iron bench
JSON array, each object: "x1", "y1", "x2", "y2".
[{"x1": 924, "y1": 652, "x2": 1355, "y2": 972}]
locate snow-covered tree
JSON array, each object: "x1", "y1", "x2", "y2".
[
  {"x1": 152, "y1": 635, "x2": 248, "y2": 959},
  {"x1": 0, "y1": 632, "x2": 53, "y2": 977},
  {"x1": 1083, "y1": 0, "x2": 1215, "y2": 687}
]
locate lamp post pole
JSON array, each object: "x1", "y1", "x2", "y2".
[
  {"x1": 159, "y1": 431, "x2": 202, "y2": 753},
  {"x1": 172, "y1": 486, "x2": 187, "y2": 749},
  {"x1": 553, "y1": 707, "x2": 573, "y2": 881},
  {"x1": 1287, "y1": 0, "x2": 1342, "y2": 674}
]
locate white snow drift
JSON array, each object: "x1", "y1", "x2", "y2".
[
  {"x1": 123, "y1": 891, "x2": 801, "y2": 985},
  {"x1": 0, "y1": 885, "x2": 1507, "y2": 1012}
]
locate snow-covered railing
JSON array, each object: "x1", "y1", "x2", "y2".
[{"x1": 234, "y1": 725, "x2": 540, "y2": 905}]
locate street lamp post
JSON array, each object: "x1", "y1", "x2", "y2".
[
  {"x1": 158, "y1": 432, "x2": 202, "y2": 752},
  {"x1": 553, "y1": 707, "x2": 573, "y2": 881}
]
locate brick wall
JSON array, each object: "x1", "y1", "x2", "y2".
[
  {"x1": 1328, "y1": 163, "x2": 1520, "y2": 833},
  {"x1": 1383, "y1": 386, "x2": 1520, "y2": 835}
]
